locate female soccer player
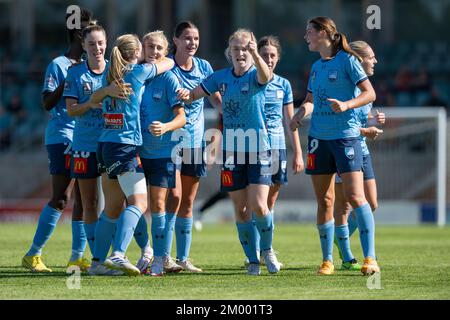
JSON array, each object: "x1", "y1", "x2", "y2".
[
  {"x1": 290, "y1": 17, "x2": 380, "y2": 275},
  {"x1": 139, "y1": 31, "x2": 186, "y2": 276},
  {"x1": 165, "y1": 21, "x2": 221, "y2": 273},
  {"x1": 178, "y1": 29, "x2": 281, "y2": 276},
  {"x1": 88, "y1": 34, "x2": 174, "y2": 276},
  {"x1": 22, "y1": 9, "x2": 93, "y2": 273},
  {"x1": 333, "y1": 41, "x2": 385, "y2": 270}
]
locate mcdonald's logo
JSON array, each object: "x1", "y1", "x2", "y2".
[
  {"x1": 73, "y1": 157, "x2": 88, "y2": 174},
  {"x1": 221, "y1": 170, "x2": 233, "y2": 187},
  {"x1": 65, "y1": 154, "x2": 71, "y2": 170},
  {"x1": 306, "y1": 154, "x2": 316, "y2": 170}
]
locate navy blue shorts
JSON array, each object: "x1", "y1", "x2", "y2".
[
  {"x1": 220, "y1": 151, "x2": 273, "y2": 192},
  {"x1": 271, "y1": 149, "x2": 288, "y2": 185},
  {"x1": 178, "y1": 147, "x2": 207, "y2": 178},
  {"x1": 141, "y1": 158, "x2": 176, "y2": 188},
  {"x1": 305, "y1": 136, "x2": 363, "y2": 175},
  {"x1": 70, "y1": 151, "x2": 100, "y2": 179},
  {"x1": 96, "y1": 142, "x2": 144, "y2": 179},
  {"x1": 46, "y1": 142, "x2": 73, "y2": 176},
  {"x1": 335, "y1": 153, "x2": 375, "y2": 183}
]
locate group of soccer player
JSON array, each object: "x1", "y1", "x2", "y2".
[{"x1": 21, "y1": 8, "x2": 384, "y2": 277}]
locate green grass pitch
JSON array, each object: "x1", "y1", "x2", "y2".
[{"x1": 1, "y1": 222, "x2": 450, "y2": 300}]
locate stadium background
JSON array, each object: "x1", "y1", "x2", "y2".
[{"x1": 0, "y1": 0, "x2": 449, "y2": 225}]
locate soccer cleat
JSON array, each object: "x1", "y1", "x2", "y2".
[
  {"x1": 149, "y1": 256, "x2": 164, "y2": 276},
  {"x1": 193, "y1": 220, "x2": 203, "y2": 232},
  {"x1": 176, "y1": 259, "x2": 203, "y2": 273},
  {"x1": 163, "y1": 256, "x2": 183, "y2": 273},
  {"x1": 244, "y1": 251, "x2": 261, "y2": 267},
  {"x1": 340, "y1": 259, "x2": 362, "y2": 271},
  {"x1": 67, "y1": 258, "x2": 91, "y2": 272},
  {"x1": 136, "y1": 248, "x2": 154, "y2": 274},
  {"x1": 361, "y1": 257, "x2": 380, "y2": 275},
  {"x1": 262, "y1": 249, "x2": 282, "y2": 274},
  {"x1": 318, "y1": 260, "x2": 335, "y2": 275},
  {"x1": 247, "y1": 263, "x2": 261, "y2": 276},
  {"x1": 104, "y1": 252, "x2": 140, "y2": 277},
  {"x1": 88, "y1": 260, "x2": 124, "y2": 276},
  {"x1": 22, "y1": 255, "x2": 52, "y2": 273}
]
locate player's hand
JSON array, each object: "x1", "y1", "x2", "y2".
[
  {"x1": 90, "y1": 102, "x2": 103, "y2": 109},
  {"x1": 149, "y1": 121, "x2": 167, "y2": 136},
  {"x1": 292, "y1": 153, "x2": 304, "y2": 174},
  {"x1": 361, "y1": 126, "x2": 383, "y2": 140},
  {"x1": 108, "y1": 81, "x2": 133, "y2": 99},
  {"x1": 374, "y1": 109, "x2": 385, "y2": 125},
  {"x1": 176, "y1": 88, "x2": 192, "y2": 104},
  {"x1": 327, "y1": 98, "x2": 349, "y2": 113},
  {"x1": 289, "y1": 111, "x2": 304, "y2": 131},
  {"x1": 246, "y1": 32, "x2": 257, "y2": 56}
]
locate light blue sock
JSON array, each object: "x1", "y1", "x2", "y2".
[
  {"x1": 355, "y1": 203, "x2": 376, "y2": 259},
  {"x1": 236, "y1": 221, "x2": 259, "y2": 263},
  {"x1": 151, "y1": 213, "x2": 166, "y2": 257},
  {"x1": 252, "y1": 213, "x2": 261, "y2": 254},
  {"x1": 84, "y1": 221, "x2": 97, "y2": 257},
  {"x1": 317, "y1": 219, "x2": 335, "y2": 262},
  {"x1": 93, "y1": 212, "x2": 117, "y2": 262},
  {"x1": 348, "y1": 213, "x2": 358, "y2": 237},
  {"x1": 254, "y1": 212, "x2": 273, "y2": 251},
  {"x1": 134, "y1": 215, "x2": 150, "y2": 250},
  {"x1": 335, "y1": 224, "x2": 355, "y2": 262},
  {"x1": 70, "y1": 221, "x2": 86, "y2": 261},
  {"x1": 26, "y1": 204, "x2": 61, "y2": 256},
  {"x1": 175, "y1": 216, "x2": 193, "y2": 261},
  {"x1": 164, "y1": 213, "x2": 176, "y2": 257},
  {"x1": 113, "y1": 205, "x2": 143, "y2": 255}
]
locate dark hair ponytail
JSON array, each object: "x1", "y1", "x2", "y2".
[{"x1": 308, "y1": 17, "x2": 362, "y2": 62}]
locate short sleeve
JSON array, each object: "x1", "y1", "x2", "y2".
[
  {"x1": 42, "y1": 61, "x2": 61, "y2": 93},
  {"x1": 200, "y1": 72, "x2": 219, "y2": 96},
  {"x1": 283, "y1": 79, "x2": 293, "y2": 105},
  {"x1": 63, "y1": 69, "x2": 79, "y2": 99},
  {"x1": 203, "y1": 60, "x2": 214, "y2": 78},
  {"x1": 307, "y1": 66, "x2": 314, "y2": 93},
  {"x1": 133, "y1": 63, "x2": 157, "y2": 84},
  {"x1": 345, "y1": 54, "x2": 368, "y2": 86},
  {"x1": 166, "y1": 73, "x2": 183, "y2": 108}
]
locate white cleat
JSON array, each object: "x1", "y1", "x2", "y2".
[
  {"x1": 193, "y1": 220, "x2": 203, "y2": 232},
  {"x1": 104, "y1": 252, "x2": 140, "y2": 277},
  {"x1": 136, "y1": 248, "x2": 154, "y2": 274},
  {"x1": 247, "y1": 263, "x2": 261, "y2": 276},
  {"x1": 262, "y1": 249, "x2": 282, "y2": 274},
  {"x1": 176, "y1": 259, "x2": 203, "y2": 273},
  {"x1": 244, "y1": 251, "x2": 262, "y2": 267},
  {"x1": 149, "y1": 256, "x2": 164, "y2": 276},
  {"x1": 163, "y1": 256, "x2": 183, "y2": 273},
  {"x1": 88, "y1": 260, "x2": 124, "y2": 276}
]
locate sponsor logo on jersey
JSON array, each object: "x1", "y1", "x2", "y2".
[
  {"x1": 45, "y1": 75, "x2": 56, "y2": 90},
  {"x1": 73, "y1": 157, "x2": 88, "y2": 174},
  {"x1": 306, "y1": 153, "x2": 316, "y2": 170},
  {"x1": 328, "y1": 70, "x2": 338, "y2": 82},
  {"x1": 345, "y1": 146, "x2": 355, "y2": 160},
  {"x1": 219, "y1": 83, "x2": 227, "y2": 96},
  {"x1": 104, "y1": 113, "x2": 124, "y2": 129},
  {"x1": 221, "y1": 170, "x2": 233, "y2": 187},
  {"x1": 82, "y1": 81, "x2": 93, "y2": 95},
  {"x1": 276, "y1": 90, "x2": 284, "y2": 99},
  {"x1": 152, "y1": 88, "x2": 163, "y2": 102},
  {"x1": 240, "y1": 82, "x2": 249, "y2": 94}
]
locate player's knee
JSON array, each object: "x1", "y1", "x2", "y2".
[
  {"x1": 168, "y1": 189, "x2": 181, "y2": 206},
  {"x1": 50, "y1": 195, "x2": 69, "y2": 211},
  {"x1": 317, "y1": 194, "x2": 334, "y2": 211},
  {"x1": 150, "y1": 199, "x2": 165, "y2": 213}
]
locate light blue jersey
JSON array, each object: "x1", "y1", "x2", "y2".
[
  {"x1": 201, "y1": 66, "x2": 269, "y2": 152},
  {"x1": 264, "y1": 74, "x2": 293, "y2": 150},
  {"x1": 170, "y1": 56, "x2": 213, "y2": 148},
  {"x1": 63, "y1": 61, "x2": 107, "y2": 152},
  {"x1": 99, "y1": 63, "x2": 157, "y2": 146},
  {"x1": 307, "y1": 50, "x2": 368, "y2": 140},
  {"x1": 42, "y1": 55, "x2": 75, "y2": 145},
  {"x1": 140, "y1": 71, "x2": 183, "y2": 159}
]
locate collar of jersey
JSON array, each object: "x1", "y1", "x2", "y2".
[
  {"x1": 320, "y1": 50, "x2": 342, "y2": 63},
  {"x1": 231, "y1": 65, "x2": 254, "y2": 78}
]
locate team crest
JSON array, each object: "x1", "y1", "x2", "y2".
[
  {"x1": 344, "y1": 146, "x2": 355, "y2": 160},
  {"x1": 152, "y1": 88, "x2": 163, "y2": 102},
  {"x1": 240, "y1": 82, "x2": 249, "y2": 94},
  {"x1": 219, "y1": 83, "x2": 227, "y2": 96},
  {"x1": 328, "y1": 70, "x2": 338, "y2": 82},
  {"x1": 82, "y1": 81, "x2": 93, "y2": 95}
]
